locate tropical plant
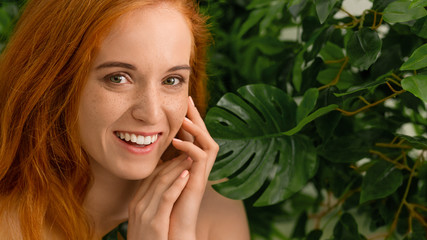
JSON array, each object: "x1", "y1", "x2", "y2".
[{"x1": 202, "y1": 0, "x2": 427, "y2": 239}]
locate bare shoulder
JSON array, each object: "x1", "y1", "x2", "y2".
[{"x1": 196, "y1": 182, "x2": 250, "y2": 240}]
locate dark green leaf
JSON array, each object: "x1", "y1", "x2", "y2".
[
  {"x1": 288, "y1": 0, "x2": 309, "y2": 18},
  {"x1": 317, "y1": 68, "x2": 358, "y2": 90},
  {"x1": 346, "y1": 28, "x2": 382, "y2": 70},
  {"x1": 396, "y1": 134, "x2": 427, "y2": 149},
  {"x1": 0, "y1": 8, "x2": 11, "y2": 35},
  {"x1": 293, "y1": 51, "x2": 304, "y2": 92},
  {"x1": 318, "y1": 135, "x2": 370, "y2": 163},
  {"x1": 306, "y1": 229, "x2": 323, "y2": 240},
  {"x1": 401, "y1": 75, "x2": 427, "y2": 102},
  {"x1": 314, "y1": 0, "x2": 338, "y2": 24},
  {"x1": 400, "y1": 43, "x2": 427, "y2": 70},
  {"x1": 411, "y1": 16, "x2": 427, "y2": 38},
  {"x1": 333, "y1": 72, "x2": 388, "y2": 97},
  {"x1": 238, "y1": 8, "x2": 267, "y2": 37},
  {"x1": 333, "y1": 213, "x2": 360, "y2": 240},
  {"x1": 383, "y1": 0, "x2": 427, "y2": 23},
  {"x1": 373, "y1": 0, "x2": 398, "y2": 11},
  {"x1": 206, "y1": 84, "x2": 318, "y2": 205},
  {"x1": 360, "y1": 161, "x2": 403, "y2": 204},
  {"x1": 283, "y1": 104, "x2": 338, "y2": 136},
  {"x1": 296, "y1": 88, "x2": 319, "y2": 123}
]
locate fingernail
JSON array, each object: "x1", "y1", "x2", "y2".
[
  {"x1": 173, "y1": 138, "x2": 183, "y2": 143},
  {"x1": 180, "y1": 170, "x2": 189, "y2": 178},
  {"x1": 189, "y1": 96, "x2": 195, "y2": 107}
]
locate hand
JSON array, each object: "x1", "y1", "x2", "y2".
[
  {"x1": 168, "y1": 97, "x2": 219, "y2": 240},
  {"x1": 127, "y1": 154, "x2": 192, "y2": 240},
  {"x1": 126, "y1": 97, "x2": 218, "y2": 240}
]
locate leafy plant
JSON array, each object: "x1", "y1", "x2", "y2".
[{"x1": 203, "y1": 0, "x2": 427, "y2": 239}]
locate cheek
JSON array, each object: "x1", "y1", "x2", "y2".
[{"x1": 164, "y1": 93, "x2": 188, "y2": 133}]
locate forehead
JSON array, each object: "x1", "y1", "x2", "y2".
[{"x1": 94, "y1": 3, "x2": 193, "y2": 68}]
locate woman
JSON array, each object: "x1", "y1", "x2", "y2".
[{"x1": 0, "y1": 0, "x2": 250, "y2": 239}]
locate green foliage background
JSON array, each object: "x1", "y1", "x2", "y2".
[{"x1": 1, "y1": 0, "x2": 427, "y2": 239}]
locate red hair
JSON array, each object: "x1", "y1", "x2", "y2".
[{"x1": 0, "y1": 0, "x2": 210, "y2": 239}]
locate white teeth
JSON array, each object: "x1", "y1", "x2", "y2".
[
  {"x1": 130, "y1": 134, "x2": 137, "y2": 143},
  {"x1": 144, "y1": 136, "x2": 151, "y2": 145},
  {"x1": 137, "y1": 135, "x2": 145, "y2": 145},
  {"x1": 116, "y1": 132, "x2": 158, "y2": 145}
]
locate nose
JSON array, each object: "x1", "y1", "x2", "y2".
[{"x1": 131, "y1": 84, "x2": 163, "y2": 124}]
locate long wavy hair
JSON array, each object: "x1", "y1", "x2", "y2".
[{"x1": 0, "y1": 0, "x2": 210, "y2": 239}]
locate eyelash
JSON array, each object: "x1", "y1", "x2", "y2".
[
  {"x1": 103, "y1": 73, "x2": 186, "y2": 87},
  {"x1": 104, "y1": 72, "x2": 131, "y2": 84}
]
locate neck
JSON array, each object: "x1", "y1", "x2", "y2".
[{"x1": 84, "y1": 160, "x2": 140, "y2": 238}]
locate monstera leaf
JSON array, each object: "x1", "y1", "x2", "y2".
[{"x1": 205, "y1": 84, "x2": 337, "y2": 206}]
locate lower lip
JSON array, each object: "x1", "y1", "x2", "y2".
[{"x1": 114, "y1": 134, "x2": 159, "y2": 155}]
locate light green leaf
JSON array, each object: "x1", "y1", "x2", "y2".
[
  {"x1": 401, "y1": 75, "x2": 427, "y2": 102},
  {"x1": 383, "y1": 0, "x2": 427, "y2": 23},
  {"x1": 400, "y1": 43, "x2": 427, "y2": 70},
  {"x1": 409, "y1": 0, "x2": 427, "y2": 8},
  {"x1": 206, "y1": 84, "x2": 319, "y2": 205},
  {"x1": 319, "y1": 41, "x2": 345, "y2": 62},
  {"x1": 360, "y1": 161, "x2": 403, "y2": 203},
  {"x1": 346, "y1": 28, "x2": 382, "y2": 70},
  {"x1": 296, "y1": 88, "x2": 319, "y2": 123},
  {"x1": 314, "y1": 0, "x2": 339, "y2": 24}
]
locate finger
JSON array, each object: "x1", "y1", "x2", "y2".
[
  {"x1": 172, "y1": 138, "x2": 209, "y2": 180},
  {"x1": 155, "y1": 170, "x2": 190, "y2": 217},
  {"x1": 131, "y1": 155, "x2": 190, "y2": 206},
  {"x1": 177, "y1": 126, "x2": 194, "y2": 143},
  {"x1": 181, "y1": 117, "x2": 217, "y2": 151},
  {"x1": 187, "y1": 96, "x2": 208, "y2": 132}
]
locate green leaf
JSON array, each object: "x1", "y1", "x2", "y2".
[
  {"x1": 360, "y1": 161, "x2": 403, "y2": 204},
  {"x1": 333, "y1": 213, "x2": 360, "y2": 240},
  {"x1": 346, "y1": 28, "x2": 382, "y2": 70},
  {"x1": 283, "y1": 104, "x2": 338, "y2": 136},
  {"x1": 205, "y1": 84, "x2": 318, "y2": 205},
  {"x1": 383, "y1": 0, "x2": 427, "y2": 23},
  {"x1": 296, "y1": 88, "x2": 319, "y2": 122},
  {"x1": 400, "y1": 43, "x2": 427, "y2": 71},
  {"x1": 411, "y1": 16, "x2": 427, "y2": 38},
  {"x1": 306, "y1": 229, "x2": 323, "y2": 240},
  {"x1": 293, "y1": 51, "x2": 304, "y2": 92},
  {"x1": 288, "y1": 0, "x2": 309, "y2": 18},
  {"x1": 314, "y1": 0, "x2": 338, "y2": 24},
  {"x1": 333, "y1": 72, "x2": 389, "y2": 97},
  {"x1": 396, "y1": 134, "x2": 427, "y2": 149},
  {"x1": 0, "y1": 8, "x2": 11, "y2": 35},
  {"x1": 319, "y1": 41, "x2": 345, "y2": 63},
  {"x1": 409, "y1": 0, "x2": 427, "y2": 8},
  {"x1": 318, "y1": 135, "x2": 370, "y2": 163},
  {"x1": 317, "y1": 68, "x2": 358, "y2": 90},
  {"x1": 238, "y1": 8, "x2": 267, "y2": 37},
  {"x1": 401, "y1": 75, "x2": 427, "y2": 102}
]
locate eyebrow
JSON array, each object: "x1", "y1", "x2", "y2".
[{"x1": 95, "y1": 61, "x2": 191, "y2": 73}]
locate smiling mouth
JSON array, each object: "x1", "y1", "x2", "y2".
[{"x1": 115, "y1": 132, "x2": 158, "y2": 147}]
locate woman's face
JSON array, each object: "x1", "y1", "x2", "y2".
[{"x1": 78, "y1": 3, "x2": 192, "y2": 180}]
